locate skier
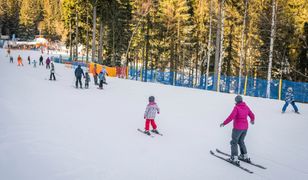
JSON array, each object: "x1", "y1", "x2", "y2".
[
  {"x1": 98, "y1": 68, "x2": 108, "y2": 89},
  {"x1": 17, "y1": 55, "x2": 23, "y2": 66},
  {"x1": 46, "y1": 57, "x2": 51, "y2": 69},
  {"x1": 33, "y1": 59, "x2": 37, "y2": 68},
  {"x1": 9, "y1": 56, "x2": 13, "y2": 63},
  {"x1": 93, "y1": 64, "x2": 98, "y2": 85},
  {"x1": 85, "y1": 72, "x2": 91, "y2": 89},
  {"x1": 39, "y1": 55, "x2": 44, "y2": 66},
  {"x1": 28, "y1": 56, "x2": 31, "y2": 65},
  {"x1": 143, "y1": 96, "x2": 160, "y2": 135},
  {"x1": 49, "y1": 62, "x2": 56, "y2": 80},
  {"x1": 6, "y1": 48, "x2": 11, "y2": 57},
  {"x1": 282, "y1": 87, "x2": 299, "y2": 114},
  {"x1": 220, "y1": 95, "x2": 255, "y2": 165},
  {"x1": 74, "y1": 65, "x2": 84, "y2": 88}
]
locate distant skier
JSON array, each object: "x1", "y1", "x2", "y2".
[
  {"x1": 143, "y1": 96, "x2": 160, "y2": 135},
  {"x1": 46, "y1": 57, "x2": 51, "y2": 69},
  {"x1": 75, "y1": 65, "x2": 84, "y2": 88},
  {"x1": 98, "y1": 67, "x2": 108, "y2": 89},
  {"x1": 85, "y1": 72, "x2": 91, "y2": 89},
  {"x1": 39, "y1": 55, "x2": 44, "y2": 66},
  {"x1": 220, "y1": 95, "x2": 255, "y2": 165},
  {"x1": 49, "y1": 62, "x2": 56, "y2": 80},
  {"x1": 282, "y1": 87, "x2": 299, "y2": 114},
  {"x1": 93, "y1": 64, "x2": 98, "y2": 85},
  {"x1": 28, "y1": 56, "x2": 31, "y2": 65},
  {"x1": 9, "y1": 56, "x2": 13, "y2": 63},
  {"x1": 33, "y1": 59, "x2": 37, "y2": 68},
  {"x1": 17, "y1": 55, "x2": 23, "y2": 66},
  {"x1": 6, "y1": 48, "x2": 11, "y2": 57}
]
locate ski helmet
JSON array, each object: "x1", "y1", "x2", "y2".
[
  {"x1": 149, "y1": 96, "x2": 155, "y2": 102},
  {"x1": 287, "y1": 87, "x2": 293, "y2": 92},
  {"x1": 235, "y1": 95, "x2": 243, "y2": 104}
]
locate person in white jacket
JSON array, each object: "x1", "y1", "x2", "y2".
[{"x1": 143, "y1": 96, "x2": 160, "y2": 135}]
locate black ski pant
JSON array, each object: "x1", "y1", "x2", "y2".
[
  {"x1": 85, "y1": 81, "x2": 89, "y2": 88},
  {"x1": 39, "y1": 61, "x2": 43, "y2": 65},
  {"x1": 230, "y1": 129, "x2": 247, "y2": 157},
  {"x1": 50, "y1": 73, "x2": 56, "y2": 80},
  {"x1": 76, "y1": 77, "x2": 82, "y2": 88},
  {"x1": 99, "y1": 80, "x2": 104, "y2": 89},
  {"x1": 94, "y1": 75, "x2": 98, "y2": 85}
]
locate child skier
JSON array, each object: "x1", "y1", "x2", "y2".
[
  {"x1": 220, "y1": 95, "x2": 255, "y2": 165},
  {"x1": 98, "y1": 68, "x2": 108, "y2": 89},
  {"x1": 17, "y1": 55, "x2": 23, "y2": 66},
  {"x1": 33, "y1": 59, "x2": 37, "y2": 68},
  {"x1": 282, "y1": 87, "x2": 299, "y2": 114},
  {"x1": 143, "y1": 96, "x2": 160, "y2": 135},
  {"x1": 85, "y1": 72, "x2": 91, "y2": 89},
  {"x1": 46, "y1": 57, "x2": 51, "y2": 69},
  {"x1": 28, "y1": 56, "x2": 31, "y2": 65},
  {"x1": 49, "y1": 62, "x2": 56, "y2": 80}
]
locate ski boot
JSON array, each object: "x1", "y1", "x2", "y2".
[
  {"x1": 239, "y1": 154, "x2": 251, "y2": 163},
  {"x1": 151, "y1": 129, "x2": 160, "y2": 134},
  {"x1": 295, "y1": 111, "x2": 300, "y2": 114},
  {"x1": 229, "y1": 156, "x2": 240, "y2": 166},
  {"x1": 144, "y1": 130, "x2": 151, "y2": 136}
]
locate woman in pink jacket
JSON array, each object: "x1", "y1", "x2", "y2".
[{"x1": 220, "y1": 95, "x2": 255, "y2": 165}]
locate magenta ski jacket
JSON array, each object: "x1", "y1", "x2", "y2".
[{"x1": 223, "y1": 102, "x2": 255, "y2": 130}]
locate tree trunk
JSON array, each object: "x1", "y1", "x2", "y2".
[
  {"x1": 75, "y1": 10, "x2": 79, "y2": 60},
  {"x1": 205, "y1": 0, "x2": 213, "y2": 90},
  {"x1": 217, "y1": 0, "x2": 225, "y2": 92},
  {"x1": 86, "y1": 9, "x2": 89, "y2": 62},
  {"x1": 69, "y1": 19, "x2": 72, "y2": 60},
  {"x1": 144, "y1": 15, "x2": 150, "y2": 82},
  {"x1": 214, "y1": 0, "x2": 221, "y2": 90},
  {"x1": 92, "y1": 1, "x2": 97, "y2": 62},
  {"x1": 238, "y1": 0, "x2": 248, "y2": 94},
  {"x1": 266, "y1": 0, "x2": 277, "y2": 98},
  {"x1": 98, "y1": 17, "x2": 104, "y2": 64}
]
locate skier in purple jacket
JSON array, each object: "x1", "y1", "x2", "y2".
[{"x1": 220, "y1": 95, "x2": 255, "y2": 165}]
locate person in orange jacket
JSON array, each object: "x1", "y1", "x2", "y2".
[{"x1": 17, "y1": 55, "x2": 23, "y2": 66}]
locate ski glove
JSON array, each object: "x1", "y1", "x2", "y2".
[
  {"x1": 250, "y1": 121, "x2": 254, "y2": 125},
  {"x1": 220, "y1": 123, "x2": 224, "y2": 127}
]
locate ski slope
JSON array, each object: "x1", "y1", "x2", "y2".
[{"x1": 0, "y1": 49, "x2": 308, "y2": 180}]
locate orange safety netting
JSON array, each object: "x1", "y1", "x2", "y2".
[{"x1": 88, "y1": 63, "x2": 117, "y2": 77}]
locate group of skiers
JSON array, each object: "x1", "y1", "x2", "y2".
[
  {"x1": 143, "y1": 88, "x2": 300, "y2": 166},
  {"x1": 74, "y1": 64, "x2": 108, "y2": 89},
  {"x1": 7, "y1": 50, "x2": 56, "y2": 81}
]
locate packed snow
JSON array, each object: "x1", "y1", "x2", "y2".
[{"x1": 0, "y1": 49, "x2": 307, "y2": 180}]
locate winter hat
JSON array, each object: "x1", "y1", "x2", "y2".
[
  {"x1": 235, "y1": 95, "x2": 243, "y2": 104},
  {"x1": 149, "y1": 96, "x2": 155, "y2": 102},
  {"x1": 78, "y1": 65, "x2": 81, "y2": 68},
  {"x1": 287, "y1": 87, "x2": 293, "y2": 92}
]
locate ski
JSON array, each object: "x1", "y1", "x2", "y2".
[
  {"x1": 151, "y1": 130, "x2": 163, "y2": 136},
  {"x1": 216, "y1": 149, "x2": 266, "y2": 169},
  {"x1": 210, "y1": 150, "x2": 253, "y2": 174},
  {"x1": 137, "y1": 129, "x2": 154, "y2": 137}
]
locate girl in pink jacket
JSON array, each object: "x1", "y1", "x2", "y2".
[
  {"x1": 220, "y1": 95, "x2": 255, "y2": 165},
  {"x1": 143, "y1": 96, "x2": 160, "y2": 135}
]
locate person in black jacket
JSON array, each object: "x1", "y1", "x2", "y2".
[
  {"x1": 49, "y1": 62, "x2": 56, "y2": 80},
  {"x1": 74, "y1": 65, "x2": 85, "y2": 88},
  {"x1": 39, "y1": 55, "x2": 44, "y2": 66}
]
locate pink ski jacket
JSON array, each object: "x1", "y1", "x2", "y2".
[{"x1": 223, "y1": 102, "x2": 255, "y2": 130}]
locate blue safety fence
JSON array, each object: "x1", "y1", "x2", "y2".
[{"x1": 129, "y1": 67, "x2": 308, "y2": 103}]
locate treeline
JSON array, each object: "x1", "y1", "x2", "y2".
[{"x1": 0, "y1": 0, "x2": 307, "y2": 83}]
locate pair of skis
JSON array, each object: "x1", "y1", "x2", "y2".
[
  {"x1": 137, "y1": 128, "x2": 163, "y2": 138},
  {"x1": 210, "y1": 149, "x2": 266, "y2": 174}
]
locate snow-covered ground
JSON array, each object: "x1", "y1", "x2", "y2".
[{"x1": 0, "y1": 49, "x2": 307, "y2": 180}]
